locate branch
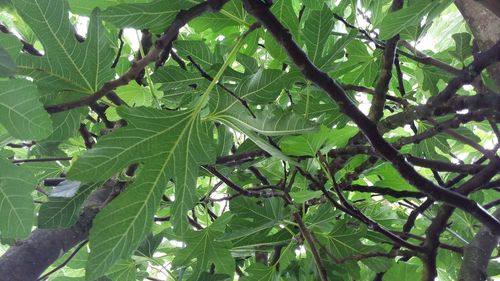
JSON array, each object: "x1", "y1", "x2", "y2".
[
  {"x1": 422, "y1": 158, "x2": 500, "y2": 281},
  {"x1": 44, "y1": 0, "x2": 229, "y2": 113},
  {"x1": 0, "y1": 23, "x2": 43, "y2": 56},
  {"x1": 11, "y1": 157, "x2": 72, "y2": 164},
  {"x1": 292, "y1": 212, "x2": 330, "y2": 281},
  {"x1": 428, "y1": 40, "x2": 500, "y2": 106},
  {"x1": 186, "y1": 53, "x2": 257, "y2": 118},
  {"x1": 242, "y1": 0, "x2": 500, "y2": 234},
  {"x1": 399, "y1": 40, "x2": 462, "y2": 76},
  {"x1": 37, "y1": 240, "x2": 88, "y2": 280},
  {"x1": 405, "y1": 155, "x2": 484, "y2": 174},
  {"x1": 0, "y1": 180, "x2": 119, "y2": 280},
  {"x1": 368, "y1": 0, "x2": 403, "y2": 121},
  {"x1": 474, "y1": 0, "x2": 500, "y2": 18},
  {"x1": 111, "y1": 29, "x2": 124, "y2": 69},
  {"x1": 343, "y1": 185, "x2": 424, "y2": 198}
]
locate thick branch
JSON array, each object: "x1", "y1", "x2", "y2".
[
  {"x1": 242, "y1": 0, "x2": 500, "y2": 234},
  {"x1": 0, "y1": 181, "x2": 118, "y2": 281},
  {"x1": 422, "y1": 158, "x2": 500, "y2": 281},
  {"x1": 459, "y1": 208, "x2": 500, "y2": 281},
  {"x1": 44, "y1": 0, "x2": 229, "y2": 113}
]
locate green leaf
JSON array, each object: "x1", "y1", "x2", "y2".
[
  {"x1": 0, "y1": 32, "x2": 22, "y2": 59},
  {"x1": 366, "y1": 163, "x2": 415, "y2": 192},
  {"x1": 302, "y1": 5, "x2": 334, "y2": 63},
  {"x1": 383, "y1": 261, "x2": 420, "y2": 281},
  {"x1": 85, "y1": 164, "x2": 168, "y2": 281},
  {"x1": 319, "y1": 221, "x2": 366, "y2": 277},
  {"x1": 190, "y1": 0, "x2": 249, "y2": 32},
  {"x1": 223, "y1": 106, "x2": 317, "y2": 136},
  {"x1": 38, "y1": 182, "x2": 100, "y2": 229},
  {"x1": 13, "y1": 1, "x2": 114, "y2": 93},
  {"x1": 0, "y1": 47, "x2": 16, "y2": 77},
  {"x1": 333, "y1": 40, "x2": 380, "y2": 86},
  {"x1": 235, "y1": 69, "x2": 285, "y2": 104},
  {"x1": 172, "y1": 214, "x2": 235, "y2": 281},
  {"x1": 280, "y1": 126, "x2": 358, "y2": 156},
  {"x1": 420, "y1": 64, "x2": 452, "y2": 95},
  {"x1": 68, "y1": 0, "x2": 149, "y2": 15},
  {"x1": 135, "y1": 232, "x2": 163, "y2": 258},
  {"x1": 101, "y1": 0, "x2": 191, "y2": 32},
  {"x1": 210, "y1": 88, "x2": 314, "y2": 161},
  {"x1": 222, "y1": 197, "x2": 288, "y2": 241},
  {"x1": 0, "y1": 79, "x2": 52, "y2": 140},
  {"x1": 449, "y1": 32, "x2": 472, "y2": 62},
  {"x1": 289, "y1": 190, "x2": 323, "y2": 204},
  {"x1": 240, "y1": 264, "x2": 279, "y2": 281},
  {"x1": 264, "y1": 0, "x2": 298, "y2": 61},
  {"x1": 105, "y1": 259, "x2": 136, "y2": 281},
  {"x1": 0, "y1": 158, "x2": 36, "y2": 239},
  {"x1": 68, "y1": 106, "x2": 214, "y2": 279},
  {"x1": 378, "y1": 1, "x2": 436, "y2": 40},
  {"x1": 151, "y1": 66, "x2": 204, "y2": 89},
  {"x1": 45, "y1": 108, "x2": 87, "y2": 141},
  {"x1": 174, "y1": 41, "x2": 214, "y2": 67},
  {"x1": 294, "y1": 92, "x2": 349, "y2": 128},
  {"x1": 411, "y1": 122, "x2": 450, "y2": 161}
]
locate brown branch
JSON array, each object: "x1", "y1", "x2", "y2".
[
  {"x1": 394, "y1": 54, "x2": 407, "y2": 96},
  {"x1": 399, "y1": 40, "x2": 462, "y2": 76},
  {"x1": 11, "y1": 157, "x2": 73, "y2": 164},
  {"x1": 292, "y1": 212, "x2": 330, "y2": 281},
  {"x1": 78, "y1": 123, "x2": 95, "y2": 149},
  {"x1": 203, "y1": 166, "x2": 284, "y2": 199},
  {"x1": 37, "y1": 240, "x2": 88, "y2": 280},
  {"x1": 343, "y1": 185, "x2": 424, "y2": 198},
  {"x1": 0, "y1": 180, "x2": 120, "y2": 280},
  {"x1": 0, "y1": 23, "x2": 43, "y2": 56},
  {"x1": 368, "y1": 0, "x2": 403, "y2": 121},
  {"x1": 242, "y1": 0, "x2": 500, "y2": 233},
  {"x1": 428, "y1": 40, "x2": 500, "y2": 106},
  {"x1": 111, "y1": 29, "x2": 124, "y2": 69},
  {"x1": 405, "y1": 155, "x2": 484, "y2": 174},
  {"x1": 422, "y1": 158, "x2": 500, "y2": 281},
  {"x1": 474, "y1": 0, "x2": 500, "y2": 18},
  {"x1": 186, "y1": 53, "x2": 257, "y2": 118},
  {"x1": 341, "y1": 84, "x2": 408, "y2": 106},
  {"x1": 44, "y1": 0, "x2": 230, "y2": 113}
]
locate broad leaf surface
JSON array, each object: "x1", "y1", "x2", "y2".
[
  {"x1": 13, "y1": 0, "x2": 114, "y2": 93},
  {"x1": 172, "y1": 214, "x2": 235, "y2": 281},
  {"x1": 0, "y1": 158, "x2": 36, "y2": 239},
  {"x1": 0, "y1": 79, "x2": 52, "y2": 140}
]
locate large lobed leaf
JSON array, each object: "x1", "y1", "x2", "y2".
[
  {"x1": 68, "y1": 106, "x2": 214, "y2": 279},
  {"x1": 13, "y1": 0, "x2": 114, "y2": 94}
]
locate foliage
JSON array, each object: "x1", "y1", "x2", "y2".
[{"x1": 0, "y1": 0, "x2": 498, "y2": 280}]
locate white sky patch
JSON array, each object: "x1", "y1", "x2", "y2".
[
  {"x1": 74, "y1": 15, "x2": 89, "y2": 38},
  {"x1": 295, "y1": 245, "x2": 306, "y2": 257},
  {"x1": 123, "y1": 28, "x2": 141, "y2": 51}
]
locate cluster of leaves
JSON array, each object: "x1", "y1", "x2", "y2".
[{"x1": 0, "y1": 0, "x2": 498, "y2": 281}]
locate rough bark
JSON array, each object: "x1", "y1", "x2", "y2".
[
  {"x1": 475, "y1": 0, "x2": 500, "y2": 18},
  {"x1": 456, "y1": 0, "x2": 500, "y2": 87},
  {"x1": 0, "y1": 182, "x2": 115, "y2": 281},
  {"x1": 458, "y1": 209, "x2": 500, "y2": 281}
]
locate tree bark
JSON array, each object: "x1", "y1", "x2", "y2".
[
  {"x1": 474, "y1": 0, "x2": 500, "y2": 18},
  {"x1": 0, "y1": 182, "x2": 116, "y2": 281},
  {"x1": 455, "y1": 0, "x2": 500, "y2": 87},
  {"x1": 458, "y1": 209, "x2": 500, "y2": 281}
]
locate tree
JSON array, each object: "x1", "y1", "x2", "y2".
[{"x1": 0, "y1": 0, "x2": 498, "y2": 280}]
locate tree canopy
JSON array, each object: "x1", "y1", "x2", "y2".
[{"x1": 0, "y1": 0, "x2": 499, "y2": 280}]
